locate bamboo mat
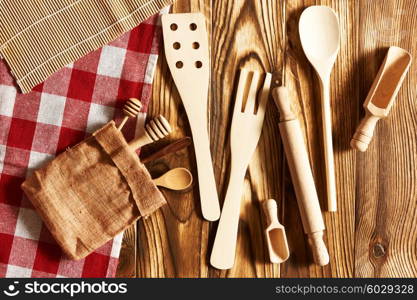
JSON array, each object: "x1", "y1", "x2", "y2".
[{"x1": 0, "y1": 0, "x2": 172, "y2": 93}]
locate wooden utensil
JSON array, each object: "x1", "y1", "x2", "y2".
[
  {"x1": 162, "y1": 13, "x2": 220, "y2": 221},
  {"x1": 273, "y1": 86, "x2": 329, "y2": 266},
  {"x1": 117, "y1": 98, "x2": 143, "y2": 130},
  {"x1": 262, "y1": 199, "x2": 290, "y2": 264},
  {"x1": 128, "y1": 115, "x2": 172, "y2": 150},
  {"x1": 153, "y1": 167, "x2": 193, "y2": 191},
  {"x1": 351, "y1": 46, "x2": 412, "y2": 152},
  {"x1": 299, "y1": 6, "x2": 340, "y2": 212},
  {"x1": 141, "y1": 137, "x2": 192, "y2": 164},
  {"x1": 210, "y1": 69, "x2": 272, "y2": 270}
]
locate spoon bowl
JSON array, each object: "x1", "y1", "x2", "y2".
[
  {"x1": 299, "y1": 6, "x2": 340, "y2": 76},
  {"x1": 153, "y1": 167, "x2": 193, "y2": 192}
]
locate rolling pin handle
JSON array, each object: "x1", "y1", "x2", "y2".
[
  {"x1": 272, "y1": 86, "x2": 296, "y2": 121},
  {"x1": 307, "y1": 231, "x2": 329, "y2": 266}
]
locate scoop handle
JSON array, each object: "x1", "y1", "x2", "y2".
[{"x1": 351, "y1": 113, "x2": 380, "y2": 152}]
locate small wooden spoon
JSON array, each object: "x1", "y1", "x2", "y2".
[{"x1": 153, "y1": 168, "x2": 193, "y2": 191}]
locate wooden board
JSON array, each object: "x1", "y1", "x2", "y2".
[{"x1": 116, "y1": 0, "x2": 417, "y2": 278}]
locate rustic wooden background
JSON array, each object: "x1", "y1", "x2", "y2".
[{"x1": 116, "y1": 0, "x2": 417, "y2": 278}]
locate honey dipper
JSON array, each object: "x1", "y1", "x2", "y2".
[
  {"x1": 128, "y1": 115, "x2": 172, "y2": 150},
  {"x1": 118, "y1": 98, "x2": 143, "y2": 130}
]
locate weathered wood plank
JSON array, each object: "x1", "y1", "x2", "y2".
[
  {"x1": 354, "y1": 0, "x2": 417, "y2": 277},
  {"x1": 135, "y1": 0, "x2": 212, "y2": 278},
  {"x1": 272, "y1": 0, "x2": 358, "y2": 278},
  {"x1": 209, "y1": 0, "x2": 282, "y2": 278}
]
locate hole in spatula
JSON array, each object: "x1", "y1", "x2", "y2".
[
  {"x1": 176, "y1": 61, "x2": 183, "y2": 69},
  {"x1": 192, "y1": 42, "x2": 200, "y2": 49},
  {"x1": 170, "y1": 23, "x2": 178, "y2": 31},
  {"x1": 190, "y1": 23, "x2": 197, "y2": 31},
  {"x1": 173, "y1": 42, "x2": 181, "y2": 49},
  {"x1": 195, "y1": 61, "x2": 203, "y2": 69}
]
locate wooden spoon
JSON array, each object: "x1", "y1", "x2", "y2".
[
  {"x1": 153, "y1": 168, "x2": 193, "y2": 191},
  {"x1": 299, "y1": 5, "x2": 340, "y2": 212}
]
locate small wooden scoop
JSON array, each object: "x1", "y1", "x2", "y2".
[
  {"x1": 128, "y1": 115, "x2": 172, "y2": 150},
  {"x1": 262, "y1": 199, "x2": 289, "y2": 264},
  {"x1": 153, "y1": 167, "x2": 193, "y2": 191},
  {"x1": 351, "y1": 46, "x2": 412, "y2": 152},
  {"x1": 118, "y1": 98, "x2": 143, "y2": 130}
]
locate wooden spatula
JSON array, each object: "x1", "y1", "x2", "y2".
[{"x1": 162, "y1": 13, "x2": 220, "y2": 221}]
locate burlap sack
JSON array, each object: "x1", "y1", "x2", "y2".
[{"x1": 21, "y1": 121, "x2": 166, "y2": 260}]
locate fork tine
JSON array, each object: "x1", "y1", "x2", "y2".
[
  {"x1": 234, "y1": 69, "x2": 249, "y2": 112},
  {"x1": 245, "y1": 71, "x2": 261, "y2": 113},
  {"x1": 257, "y1": 72, "x2": 272, "y2": 115}
]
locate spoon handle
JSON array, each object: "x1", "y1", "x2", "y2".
[{"x1": 320, "y1": 79, "x2": 337, "y2": 212}]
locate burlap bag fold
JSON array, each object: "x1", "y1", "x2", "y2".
[{"x1": 21, "y1": 121, "x2": 166, "y2": 260}]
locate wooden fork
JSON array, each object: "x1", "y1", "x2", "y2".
[{"x1": 210, "y1": 69, "x2": 272, "y2": 270}]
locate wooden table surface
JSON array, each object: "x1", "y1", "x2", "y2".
[{"x1": 116, "y1": 0, "x2": 417, "y2": 278}]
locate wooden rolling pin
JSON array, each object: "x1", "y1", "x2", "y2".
[{"x1": 272, "y1": 86, "x2": 329, "y2": 266}]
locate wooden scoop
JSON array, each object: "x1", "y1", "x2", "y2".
[
  {"x1": 118, "y1": 98, "x2": 143, "y2": 130},
  {"x1": 128, "y1": 115, "x2": 172, "y2": 150},
  {"x1": 153, "y1": 168, "x2": 193, "y2": 191},
  {"x1": 351, "y1": 46, "x2": 412, "y2": 152},
  {"x1": 262, "y1": 199, "x2": 290, "y2": 264}
]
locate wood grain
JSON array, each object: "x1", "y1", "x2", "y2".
[
  {"x1": 116, "y1": 0, "x2": 417, "y2": 278},
  {"x1": 354, "y1": 0, "x2": 417, "y2": 277}
]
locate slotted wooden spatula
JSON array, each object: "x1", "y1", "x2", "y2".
[{"x1": 162, "y1": 13, "x2": 220, "y2": 221}]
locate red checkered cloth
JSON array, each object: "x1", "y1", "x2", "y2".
[{"x1": 0, "y1": 9, "x2": 166, "y2": 278}]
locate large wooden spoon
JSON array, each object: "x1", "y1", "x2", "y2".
[{"x1": 299, "y1": 6, "x2": 340, "y2": 212}]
